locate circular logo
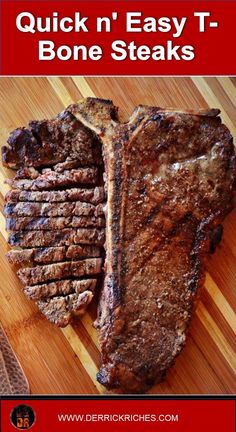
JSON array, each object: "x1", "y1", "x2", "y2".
[{"x1": 10, "y1": 405, "x2": 36, "y2": 430}]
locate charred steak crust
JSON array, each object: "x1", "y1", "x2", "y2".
[
  {"x1": 2, "y1": 109, "x2": 103, "y2": 169},
  {"x1": 17, "y1": 258, "x2": 102, "y2": 286},
  {"x1": 4, "y1": 201, "x2": 103, "y2": 217},
  {"x1": 6, "y1": 215, "x2": 105, "y2": 231},
  {"x1": 74, "y1": 99, "x2": 236, "y2": 393}
]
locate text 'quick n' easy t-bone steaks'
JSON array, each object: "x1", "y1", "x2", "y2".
[
  {"x1": 2, "y1": 98, "x2": 236, "y2": 393},
  {"x1": 2, "y1": 106, "x2": 106, "y2": 327}
]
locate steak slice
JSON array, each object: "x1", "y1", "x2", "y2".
[
  {"x1": 24, "y1": 278, "x2": 97, "y2": 301},
  {"x1": 6, "y1": 217, "x2": 71, "y2": 231},
  {"x1": 6, "y1": 246, "x2": 65, "y2": 265},
  {"x1": 2, "y1": 110, "x2": 103, "y2": 169},
  {"x1": 6, "y1": 216, "x2": 105, "y2": 231},
  {"x1": 6, "y1": 168, "x2": 98, "y2": 191},
  {"x1": 66, "y1": 244, "x2": 102, "y2": 259},
  {"x1": 17, "y1": 258, "x2": 102, "y2": 285},
  {"x1": 6, "y1": 187, "x2": 105, "y2": 204},
  {"x1": 37, "y1": 291, "x2": 94, "y2": 327},
  {"x1": 6, "y1": 245, "x2": 101, "y2": 265},
  {"x1": 4, "y1": 201, "x2": 103, "y2": 218},
  {"x1": 8, "y1": 228, "x2": 105, "y2": 248},
  {"x1": 76, "y1": 98, "x2": 236, "y2": 393},
  {"x1": 2, "y1": 101, "x2": 106, "y2": 328}
]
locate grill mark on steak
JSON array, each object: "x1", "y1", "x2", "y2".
[
  {"x1": 17, "y1": 258, "x2": 102, "y2": 286},
  {"x1": 6, "y1": 216, "x2": 105, "y2": 231},
  {"x1": 2, "y1": 110, "x2": 103, "y2": 169},
  {"x1": 37, "y1": 291, "x2": 94, "y2": 327},
  {"x1": 6, "y1": 168, "x2": 98, "y2": 190},
  {"x1": 6, "y1": 245, "x2": 101, "y2": 265},
  {"x1": 8, "y1": 228, "x2": 105, "y2": 248},
  {"x1": 5, "y1": 187, "x2": 105, "y2": 204},
  {"x1": 74, "y1": 98, "x2": 236, "y2": 393},
  {"x1": 66, "y1": 244, "x2": 102, "y2": 259},
  {"x1": 4, "y1": 201, "x2": 104, "y2": 218},
  {"x1": 24, "y1": 278, "x2": 97, "y2": 301}
]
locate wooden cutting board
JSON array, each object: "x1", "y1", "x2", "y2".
[{"x1": 0, "y1": 77, "x2": 235, "y2": 395}]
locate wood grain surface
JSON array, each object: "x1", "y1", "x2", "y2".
[{"x1": 0, "y1": 77, "x2": 235, "y2": 395}]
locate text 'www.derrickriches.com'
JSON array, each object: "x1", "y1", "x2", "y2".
[{"x1": 57, "y1": 413, "x2": 179, "y2": 422}]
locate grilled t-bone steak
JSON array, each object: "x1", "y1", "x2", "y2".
[
  {"x1": 2, "y1": 97, "x2": 236, "y2": 391},
  {"x1": 73, "y1": 98, "x2": 236, "y2": 393},
  {"x1": 2, "y1": 104, "x2": 106, "y2": 327},
  {"x1": 5, "y1": 186, "x2": 105, "y2": 204}
]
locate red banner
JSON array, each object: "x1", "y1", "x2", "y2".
[
  {"x1": 0, "y1": 1, "x2": 236, "y2": 75},
  {"x1": 0, "y1": 398, "x2": 235, "y2": 432}
]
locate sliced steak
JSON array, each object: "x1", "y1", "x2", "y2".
[
  {"x1": 2, "y1": 110, "x2": 103, "y2": 169},
  {"x1": 6, "y1": 186, "x2": 105, "y2": 204},
  {"x1": 76, "y1": 98, "x2": 236, "y2": 393},
  {"x1": 8, "y1": 228, "x2": 105, "y2": 248},
  {"x1": 6, "y1": 217, "x2": 71, "y2": 231},
  {"x1": 6, "y1": 168, "x2": 98, "y2": 191},
  {"x1": 4, "y1": 201, "x2": 103, "y2": 218},
  {"x1": 71, "y1": 216, "x2": 105, "y2": 228},
  {"x1": 37, "y1": 291, "x2": 94, "y2": 327},
  {"x1": 5, "y1": 97, "x2": 235, "y2": 390},
  {"x1": 24, "y1": 278, "x2": 97, "y2": 301},
  {"x1": 74, "y1": 228, "x2": 106, "y2": 245},
  {"x1": 17, "y1": 258, "x2": 102, "y2": 285},
  {"x1": 2, "y1": 101, "x2": 106, "y2": 328},
  {"x1": 6, "y1": 245, "x2": 101, "y2": 265},
  {"x1": 6, "y1": 216, "x2": 105, "y2": 231},
  {"x1": 6, "y1": 247, "x2": 65, "y2": 265},
  {"x1": 14, "y1": 167, "x2": 40, "y2": 179},
  {"x1": 66, "y1": 244, "x2": 102, "y2": 259},
  {"x1": 5, "y1": 202, "x2": 72, "y2": 217}
]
